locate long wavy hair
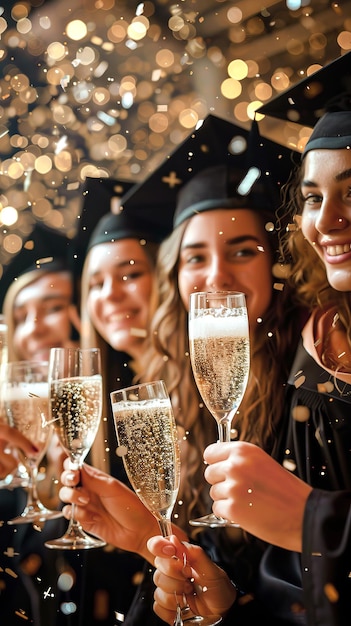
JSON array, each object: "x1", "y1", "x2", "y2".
[
  {"x1": 139, "y1": 212, "x2": 303, "y2": 531},
  {"x1": 279, "y1": 161, "x2": 351, "y2": 353},
  {"x1": 80, "y1": 239, "x2": 160, "y2": 473}
]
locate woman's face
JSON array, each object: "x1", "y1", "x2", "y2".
[
  {"x1": 13, "y1": 271, "x2": 73, "y2": 361},
  {"x1": 301, "y1": 148, "x2": 351, "y2": 292},
  {"x1": 178, "y1": 209, "x2": 273, "y2": 323},
  {"x1": 86, "y1": 239, "x2": 154, "y2": 355}
]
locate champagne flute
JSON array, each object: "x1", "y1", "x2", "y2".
[
  {"x1": 45, "y1": 347, "x2": 106, "y2": 550},
  {"x1": 188, "y1": 291, "x2": 250, "y2": 528},
  {"x1": 111, "y1": 380, "x2": 222, "y2": 626},
  {"x1": 3, "y1": 360, "x2": 64, "y2": 524},
  {"x1": 0, "y1": 317, "x2": 14, "y2": 489}
]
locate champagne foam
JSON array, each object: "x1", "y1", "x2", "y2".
[
  {"x1": 189, "y1": 314, "x2": 248, "y2": 339},
  {"x1": 5, "y1": 381, "x2": 48, "y2": 401}
]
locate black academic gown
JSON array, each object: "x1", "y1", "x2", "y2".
[{"x1": 251, "y1": 338, "x2": 351, "y2": 626}]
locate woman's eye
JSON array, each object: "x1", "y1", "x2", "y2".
[
  {"x1": 89, "y1": 280, "x2": 103, "y2": 291},
  {"x1": 301, "y1": 193, "x2": 322, "y2": 206},
  {"x1": 184, "y1": 254, "x2": 204, "y2": 264},
  {"x1": 232, "y1": 248, "x2": 256, "y2": 258},
  {"x1": 123, "y1": 271, "x2": 147, "y2": 281}
]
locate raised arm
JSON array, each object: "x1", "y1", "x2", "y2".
[{"x1": 59, "y1": 460, "x2": 188, "y2": 561}]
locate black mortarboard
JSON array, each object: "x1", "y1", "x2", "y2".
[
  {"x1": 118, "y1": 114, "x2": 250, "y2": 230},
  {"x1": 86, "y1": 202, "x2": 171, "y2": 251},
  {"x1": 258, "y1": 51, "x2": 351, "y2": 128},
  {"x1": 72, "y1": 176, "x2": 135, "y2": 273},
  {"x1": 173, "y1": 120, "x2": 299, "y2": 227},
  {"x1": 0, "y1": 222, "x2": 71, "y2": 311}
]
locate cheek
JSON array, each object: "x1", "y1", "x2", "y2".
[
  {"x1": 301, "y1": 210, "x2": 316, "y2": 244},
  {"x1": 86, "y1": 294, "x2": 102, "y2": 328},
  {"x1": 13, "y1": 326, "x2": 23, "y2": 349},
  {"x1": 178, "y1": 270, "x2": 200, "y2": 312},
  {"x1": 247, "y1": 261, "x2": 272, "y2": 321}
]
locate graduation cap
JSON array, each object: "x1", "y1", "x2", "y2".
[
  {"x1": 258, "y1": 51, "x2": 351, "y2": 128},
  {"x1": 173, "y1": 119, "x2": 299, "y2": 227},
  {"x1": 0, "y1": 222, "x2": 72, "y2": 312},
  {"x1": 118, "y1": 114, "x2": 250, "y2": 229},
  {"x1": 72, "y1": 176, "x2": 135, "y2": 274}
]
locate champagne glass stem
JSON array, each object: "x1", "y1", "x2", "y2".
[
  {"x1": 158, "y1": 517, "x2": 173, "y2": 538},
  {"x1": 217, "y1": 418, "x2": 231, "y2": 443}
]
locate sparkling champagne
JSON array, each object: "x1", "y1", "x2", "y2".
[
  {"x1": 189, "y1": 313, "x2": 250, "y2": 422},
  {"x1": 50, "y1": 375, "x2": 102, "y2": 464},
  {"x1": 112, "y1": 397, "x2": 180, "y2": 522},
  {"x1": 5, "y1": 382, "x2": 50, "y2": 464}
]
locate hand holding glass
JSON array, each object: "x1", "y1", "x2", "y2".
[
  {"x1": 4, "y1": 360, "x2": 63, "y2": 525},
  {"x1": 111, "y1": 380, "x2": 222, "y2": 625},
  {"x1": 188, "y1": 291, "x2": 250, "y2": 527},
  {"x1": 45, "y1": 347, "x2": 106, "y2": 550}
]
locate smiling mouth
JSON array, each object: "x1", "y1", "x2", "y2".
[{"x1": 326, "y1": 244, "x2": 351, "y2": 256}]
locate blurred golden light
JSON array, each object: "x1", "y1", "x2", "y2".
[
  {"x1": 254, "y1": 82, "x2": 273, "y2": 101},
  {"x1": 35, "y1": 155, "x2": 52, "y2": 174},
  {"x1": 168, "y1": 15, "x2": 184, "y2": 32},
  {"x1": 66, "y1": 19, "x2": 88, "y2": 41},
  {"x1": 228, "y1": 59, "x2": 248, "y2": 80},
  {"x1": 107, "y1": 134, "x2": 128, "y2": 154},
  {"x1": 271, "y1": 70, "x2": 290, "y2": 92},
  {"x1": 247, "y1": 100, "x2": 263, "y2": 120},
  {"x1": 149, "y1": 112, "x2": 169, "y2": 133},
  {"x1": 7, "y1": 161, "x2": 24, "y2": 179},
  {"x1": 227, "y1": 7, "x2": 242, "y2": 24},
  {"x1": 179, "y1": 109, "x2": 198, "y2": 129},
  {"x1": 16, "y1": 18, "x2": 32, "y2": 35},
  {"x1": 0, "y1": 17, "x2": 7, "y2": 35},
  {"x1": 76, "y1": 47, "x2": 96, "y2": 65},
  {"x1": 54, "y1": 151, "x2": 72, "y2": 172},
  {"x1": 127, "y1": 18, "x2": 148, "y2": 41},
  {"x1": 47, "y1": 67, "x2": 66, "y2": 86},
  {"x1": 39, "y1": 16, "x2": 51, "y2": 30},
  {"x1": 11, "y1": 3, "x2": 28, "y2": 20},
  {"x1": 108, "y1": 20, "x2": 128, "y2": 43},
  {"x1": 337, "y1": 31, "x2": 351, "y2": 50},
  {"x1": 155, "y1": 48, "x2": 175, "y2": 68},
  {"x1": 47, "y1": 41, "x2": 66, "y2": 61},
  {"x1": 32, "y1": 197, "x2": 51, "y2": 218},
  {"x1": 3, "y1": 233, "x2": 23, "y2": 254},
  {"x1": 221, "y1": 78, "x2": 242, "y2": 99},
  {"x1": 0, "y1": 205, "x2": 18, "y2": 226},
  {"x1": 234, "y1": 101, "x2": 250, "y2": 123},
  {"x1": 92, "y1": 88, "x2": 110, "y2": 105}
]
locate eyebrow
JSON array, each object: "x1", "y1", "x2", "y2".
[
  {"x1": 14, "y1": 293, "x2": 70, "y2": 309},
  {"x1": 181, "y1": 235, "x2": 261, "y2": 250},
  {"x1": 89, "y1": 258, "x2": 148, "y2": 277},
  {"x1": 302, "y1": 167, "x2": 351, "y2": 187}
]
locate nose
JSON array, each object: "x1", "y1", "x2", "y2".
[
  {"x1": 22, "y1": 311, "x2": 46, "y2": 338},
  {"x1": 101, "y1": 276, "x2": 124, "y2": 301},
  {"x1": 315, "y1": 196, "x2": 350, "y2": 234},
  {"x1": 205, "y1": 257, "x2": 234, "y2": 291}
]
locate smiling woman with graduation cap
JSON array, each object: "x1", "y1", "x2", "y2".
[{"x1": 148, "y1": 53, "x2": 351, "y2": 626}]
